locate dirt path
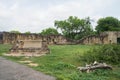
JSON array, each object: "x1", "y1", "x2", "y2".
[{"x1": 0, "y1": 57, "x2": 56, "y2": 80}]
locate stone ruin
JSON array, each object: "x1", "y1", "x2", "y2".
[
  {"x1": 0, "y1": 32, "x2": 69, "y2": 45},
  {"x1": 7, "y1": 40, "x2": 50, "y2": 56},
  {"x1": 78, "y1": 31, "x2": 120, "y2": 44},
  {"x1": 0, "y1": 32, "x2": 73, "y2": 56},
  {"x1": 0, "y1": 31, "x2": 120, "y2": 46},
  {"x1": 1, "y1": 31, "x2": 120, "y2": 57}
]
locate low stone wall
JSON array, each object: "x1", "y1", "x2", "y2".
[{"x1": 8, "y1": 40, "x2": 50, "y2": 56}]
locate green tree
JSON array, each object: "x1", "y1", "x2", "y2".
[
  {"x1": 25, "y1": 31, "x2": 31, "y2": 34},
  {"x1": 40, "y1": 27, "x2": 59, "y2": 35},
  {"x1": 10, "y1": 30, "x2": 21, "y2": 34},
  {"x1": 55, "y1": 16, "x2": 93, "y2": 39},
  {"x1": 96, "y1": 17, "x2": 120, "y2": 33}
]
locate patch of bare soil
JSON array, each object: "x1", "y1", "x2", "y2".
[
  {"x1": 19, "y1": 60, "x2": 39, "y2": 67},
  {"x1": 19, "y1": 60, "x2": 32, "y2": 63},
  {"x1": 4, "y1": 53, "x2": 46, "y2": 57},
  {"x1": 27, "y1": 63, "x2": 39, "y2": 67}
]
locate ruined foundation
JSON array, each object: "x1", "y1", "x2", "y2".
[{"x1": 7, "y1": 40, "x2": 50, "y2": 56}]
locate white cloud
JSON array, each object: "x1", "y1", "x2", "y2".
[{"x1": 0, "y1": 0, "x2": 120, "y2": 33}]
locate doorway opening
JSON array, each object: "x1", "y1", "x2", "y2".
[{"x1": 117, "y1": 38, "x2": 120, "y2": 44}]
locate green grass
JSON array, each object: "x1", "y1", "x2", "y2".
[
  {"x1": 0, "y1": 44, "x2": 11, "y2": 56},
  {"x1": 0, "y1": 44, "x2": 120, "y2": 80}
]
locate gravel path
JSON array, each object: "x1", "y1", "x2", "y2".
[{"x1": 0, "y1": 57, "x2": 56, "y2": 80}]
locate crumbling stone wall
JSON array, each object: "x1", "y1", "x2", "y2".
[
  {"x1": 79, "y1": 31, "x2": 120, "y2": 44},
  {"x1": 2, "y1": 32, "x2": 43, "y2": 44},
  {"x1": 104, "y1": 31, "x2": 120, "y2": 44},
  {"x1": 79, "y1": 35, "x2": 108, "y2": 45},
  {"x1": 0, "y1": 32, "x2": 69, "y2": 45},
  {"x1": 45, "y1": 35, "x2": 70, "y2": 45},
  {"x1": 1, "y1": 31, "x2": 120, "y2": 45}
]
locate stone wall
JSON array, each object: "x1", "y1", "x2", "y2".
[
  {"x1": 79, "y1": 31, "x2": 120, "y2": 44},
  {"x1": 1, "y1": 31, "x2": 120, "y2": 45},
  {"x1": 104, "y1": 31, "x2": 120, "y2": 44},
  {"x1": 79, "y1": 35, "x2": 108, "y2": 45},
  {"x1": 0, "y1": 32, "x2": 69, "y2": 45},
  {"x1": 2, "y1": 32, "x2": 43, "y2": 44}
]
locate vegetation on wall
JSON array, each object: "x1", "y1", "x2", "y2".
[
  {"x1": 40, "y1": 27, "x2": 59, "y2": 36},
  {"x1": 10, "y1": 30, "x2": 21, "y2": 34},
  {"x1": 24, "y1": 31, "x2": 31, "y2": 34}
]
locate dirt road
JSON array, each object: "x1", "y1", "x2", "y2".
[{"x1": 0, "y1": 57, "x2": 56, "y2": 80}]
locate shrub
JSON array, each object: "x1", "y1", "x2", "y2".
[{"x1": 80, "y1": 44, "x2": 120, "y2": 64}]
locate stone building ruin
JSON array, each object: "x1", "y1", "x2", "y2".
[
  {"x1": 79, "y1": 31, "x2": 120, "y2": 44},
  {"x1": 0, "y1": 32, "x2": 72, "y2": 56},
  {"x1": 1, "y1": 31, "x2": 120, "y2": 56},
  {"x1": 8, "y1": 40, "x2": 49, "y2": 56},
  {"x1": 0, "y1": 31, "x2": 120, "y2": 46},
  {"x1": 0, "y1": 32, "x2": 69, "y2": 45}
]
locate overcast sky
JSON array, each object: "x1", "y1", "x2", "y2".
[{"x1": 0, "y1": 0, "x2": 120, "y2": 33}]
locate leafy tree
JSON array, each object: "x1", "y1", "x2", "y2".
[
  {"x1": 96, "y1": 17, "x2": 120, "y2": 33},
  {"x1": 40, "y1": 27, "x2": 59, "y2": 35},
  {"x1": 25, "y1": 31, "x2": 31, "y2": 34},
  {"x1": 10, "y1": 30, "x2": 21, "y2": 34},
  {"x1": 54, "y1": 16, "x2": 93, "y2": 39}
]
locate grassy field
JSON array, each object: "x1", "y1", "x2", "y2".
[{"x1": 0, "y1": 44, "x2": 120, "y2": 80}]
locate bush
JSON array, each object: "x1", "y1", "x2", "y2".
[{"x1": 80, "y1": 44, "x2": 120, "y2": 64}]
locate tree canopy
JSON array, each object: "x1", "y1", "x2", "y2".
[
  {"x1": 40, "y1": 27, "x2": 59, "y2": 35},
  {"x1": 96, "y1": 17, "x2": 120, "y2": 33},
  {"x1": 54, "y1": 16, "x2": 93, "y2": 39},
  {"x1": 24, "y1": 31, "x2": 31, "y2": 34},
  {"x1": 10, "y1": 30, "x2": 21, "y2": 34}
]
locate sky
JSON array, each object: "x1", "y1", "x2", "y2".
[{"x1": 0, "y1": 0, "x2": 120, "y2": 33}]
